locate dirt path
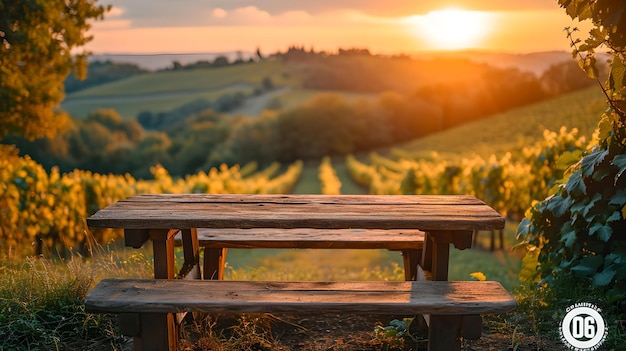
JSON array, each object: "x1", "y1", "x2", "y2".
[{"x1": 229, "y1": 87, "x2": 291, "y2": 116}]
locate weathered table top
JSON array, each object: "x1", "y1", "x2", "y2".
[{"x1": 86, "y1": 194, "x2": 505, "y2": 231}]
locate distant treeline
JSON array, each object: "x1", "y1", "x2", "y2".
[
  {"x1": 66, "y1": 47, "x2": 595, "y2": 96},
  {"x1": 13, "y1": 51, "x2": 598, "y2": 178},
  {"x1": 64, "y1": 52, "x2": 259, "y2": 93},
  {"x1": 64, "y1": 60, "x2": 148, "y2": 93}
]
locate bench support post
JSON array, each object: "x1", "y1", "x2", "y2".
[
  {"x1": 428, "y1": 315, "x2": 463, "y2": 351},
  {"x1": 421, "y1": 234, "x2": 433, "y2": 273},
  {"x1": 204, "y1": 248, "x2": 228, "y2": 280},
  {"x1": 401, "y1": 249, "x2": 420, "y2": 281},
  {"x1": 135, "y1": 313, "x2": 176, "y2": 351},
  {"x1": 179, "y1": 228, "x2": 201, "y2": 279}
]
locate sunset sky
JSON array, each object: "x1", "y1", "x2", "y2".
[{"x1": 87, "y1": 0, "x2": 589, "y2": 55}]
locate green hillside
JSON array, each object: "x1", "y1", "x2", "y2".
[
  {"x1": 62, "y1": 60, "x2": 298, "y2": 118},
  {"x1": 70, "y1": 60, "x2": 296, "y2": 97},
  {"x1": 61, "y1": 53, "x2": 533, "y2": 119},
  {"x1": 293, "y1": 86, "x2": 606, "y2": 195},
  {"x1": 393, "y1": 86, "x2": 605, "y2": 160}
]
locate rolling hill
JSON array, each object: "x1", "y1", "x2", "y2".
[
  {"x1": 292, "y1": 85, "x2": 606, "y2": 194},
  {"x1": 62, "y1": 51, "x2": 571, "y2": 119},
  {"x1": 392, "y1": 86, "x2": 605, "y2": 160}
]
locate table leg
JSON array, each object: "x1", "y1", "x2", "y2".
[
  {"x1": 423, "y1": 230, "x2": 473, "y2": 281},
  {"x1": 431, "y1": 239, "x2": 450, "y2": 281},
  {"x1": 148, "y1": 229, "x2": 179, "y2": 351},
  {"x1": 150, "y1": 229, "x2": 178, "y2": 279},
  {"x1": 421, "y1": 231, "x2": 451, "y2": 281}
]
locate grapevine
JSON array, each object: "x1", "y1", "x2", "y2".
[
  {"x1": 0, "y1": 150, "x2": 304, "y2": 258},
  {"x1": 345, "y1": 127, "x2": 587, "y2": 218},
  {"x1": 318, "y1": 156, "x2": 342, "y2": 195}
]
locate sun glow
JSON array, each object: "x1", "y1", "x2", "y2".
[{"x1": 409, "y1": 8, "x2": 492, "y2": 50}]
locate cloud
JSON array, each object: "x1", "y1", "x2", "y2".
[
  {"x1": 101, "y1": 0, "x2": 560, "y2": 28},
  {"x1": 212, "y1": 8, "x2": 227, "y2": 19},
  {"x1": 205, "y1": 0, "x2": 558, "y2": 16},
  {"x1": 92, "y1": 5, "x2": 131, "y2": 30}
]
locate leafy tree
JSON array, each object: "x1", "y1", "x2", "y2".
[
  {"x1": 540, "y1": 60, "x2": 598, "y2": 96},
  {"x1": 86, "y1": 109, "x2": 143, "y2": 143},
  {"x1": 0, "y1": 0, "x2": 108, "y2": 140},
  {"x1": 212, "y1": 56, "x2": 230, "y2": 67},
  {"x1": 518, "y1": 0, "x2": 626, "y2": 304},
  {"x1": 129, "y1": 132, "x2": 173, "y2": 178}
]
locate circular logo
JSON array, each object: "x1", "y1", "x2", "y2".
[{"x1": 560, "y1": 303, "x2": 607, "y2": 351}]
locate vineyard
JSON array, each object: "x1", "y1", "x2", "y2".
[
  {"x1": 0, "y1": 144, "x2": 302, "y2": 257},
  {"x1": 1, "y1": 124, "x2": 591, "y2": 258},
  {"x1": 346, "y1": 127, "x2": 589, "y2": 219}
]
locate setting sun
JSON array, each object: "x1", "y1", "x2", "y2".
[{"x1": 409, "y1": 8, "x2": 491, "y2": 50}]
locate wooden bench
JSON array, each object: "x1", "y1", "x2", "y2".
[
  {"x1": 177, "y1": 228, "x2": 425, "y2": 280},
  {"x1": 85, "y1": 279, "x2": 517, "y2": 351}
]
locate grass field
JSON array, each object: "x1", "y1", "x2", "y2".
[
  {"x1": 63, "y1": 84, "x2": 255, "y2": 118},
  {"x1": 70, "y1": 60, "x2": 297, "y2": 98},
  {"x1": 62, "y1": 60, "x2": 300, "y2": 118},
  {"x1": 394, "y1": 86, "x2": 605, "y2": 161},
  {"x1": 264, "y1": 88, "x2": 379, "y2": 111}
]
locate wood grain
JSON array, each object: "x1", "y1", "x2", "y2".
[
  {"x1": 87, "y1": 194, "x2": 505, "y2": 231},
  {"x1": 85, "y1": 279, "x2": 517, "y2": 315},
  {"x1": 176, "y1": 228, "x2": 425, "y2": 250}
]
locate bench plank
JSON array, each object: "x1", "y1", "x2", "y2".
[
  {"x1": 185, "y1": 229, "x2": 425, "y2": 281},
  {"x1": 184, "y1": 228, "x2": 425, "y2": 250},
  {"x1": 85, "y1": 279, "x2": 516, "y2": 315}
]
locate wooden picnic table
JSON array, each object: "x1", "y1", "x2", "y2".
[{"x1": 86, "y1": 194, "x2": 507, "y2": 351}]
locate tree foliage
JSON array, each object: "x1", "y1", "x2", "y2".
[
  {"x1": 0, "y1": 0, "x2": 108, "y2": 140},
  {"x1": 517, "y1": 0, "x2": 626, "y2": 303},
  {"x1": 64, "y1": 60, "x2": 148, "y2": 93}
]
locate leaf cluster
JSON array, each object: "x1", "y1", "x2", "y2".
[
  {"x1": 0, "y1": 0, "x2": 109, "y2": 140},
  {"x1": 517, "y1": 123, "x2": 626, "y2": 302},
  {"x1": 517, "y1": 0, "x2": 626, "y2": 305},
  {"x1": 373, "y1": 318, "x2": 419, "y2": 350}
]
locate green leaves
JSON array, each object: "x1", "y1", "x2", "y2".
[
  {"x1": 547, "y1": 194, "x2": 573, "y2": 217},
  {"x1": 522, "y1": 0, "x2": 626, "y2": 306},
  {"x1": 581, "y1": 148, "x2": 609, "y2": 177},
  {"x1": 589, "y1": 222, "x2": 613, "y2": 241},
  {"x1": 578, "y1": 55, "x2": 599, "y2": 79},
  {"x1": 571, "y1": 254, "x2": 603, "y2": 277},
  {"x1": 560, "y1": 223, "x2": 577, "y2": 248},
  {"x1": 565, "y1": 169, "x2": 586, "y2": 196},
  {"x1": 559, "y1": 0, "x2": 595, "y2": 21},
  {"x1": 593, "y1": 267, "x2": 617, "y2": 286},
  {"x1": 609, "y1": 54, "x2": 626, "y2": 94},
  {"x1": 609, "y1": 188, "x2": 626, "y2": 206}
]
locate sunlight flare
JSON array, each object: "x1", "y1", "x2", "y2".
[{"x1": 408, "y1": 8, "x2": 492, "y2": 50}]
